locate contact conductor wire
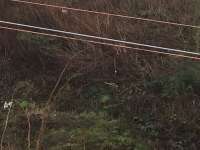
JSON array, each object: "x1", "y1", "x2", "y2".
[
  {"x1": 10, "y1": 0, "x2": 200, "y2": 29},
  {"x1": 0, "y1": 20, "x2": 199, "y2": 57},
  {"x1": 1, "y1": 25, "x2": 200, "y2": 61}
]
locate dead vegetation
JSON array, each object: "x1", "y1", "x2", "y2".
[{"x1": 1, "y1": 0, "x2": 200, "y2": 149}]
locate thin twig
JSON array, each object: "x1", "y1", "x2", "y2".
[
  {"x1": 26, "y1": 111, "x2": 31, "y2": 150},
  {"x1": 35, "y1": 116, "x2": 46, "y2": 150},
  {"x1": 0, "y1": 97, "x2": 14, "y2": 150},
  {"x1": 35, "y1": 63, "x2": 67, "y2": 150},
  {"x1": 35, "y1": 54, "x2": 79, "y2": 150},
  {"x1": 46, "y1": 63, "x2": 69, "y2": 106},
  {"x1": 35, "y1": 64, "x2": 68, "y2": 150}
]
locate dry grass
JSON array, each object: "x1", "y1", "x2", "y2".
[{"x1": 1, "y1": 0, "x2": 200, "y2": 149}]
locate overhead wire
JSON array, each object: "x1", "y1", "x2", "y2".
[
  {"x1": 0, "y1": 20, "x2": 199, "y2": 57},
  {"x1": 0, "y1": 25, "x2": 200, "y2": 61},
  {"x1": 10, "y1": 0, "x2": 200, "y2": 29}
]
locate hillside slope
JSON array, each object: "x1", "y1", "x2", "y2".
[{"x1": 0, "y1": 0, "x2": 200, "y2": 149}]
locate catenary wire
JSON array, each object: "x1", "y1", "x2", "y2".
[
  {"x1": 10, "y1": 0, "x2": 200, "y2": 29},
  {"x1": 0, "y1": 25, "x2": 200, "y2": 61},
  {"x1": 0, "y1": 20, "x2": 199, "y2": 57}
]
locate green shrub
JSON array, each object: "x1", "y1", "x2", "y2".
[
  {"x1": 45, "y1": 112, "x2": 150, "y2": 150},
  {"x1": 146, "y1": 62, "x2": 200, "y2": 97}
]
